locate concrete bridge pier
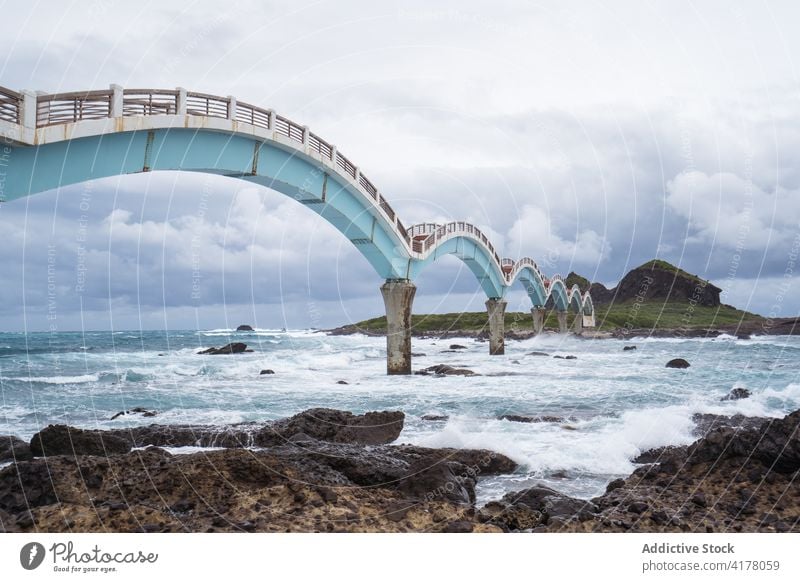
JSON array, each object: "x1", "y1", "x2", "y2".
[
  {"x1": 531, "y1": 307, "x2": 545, "y2": 335},
  {"x1": 573, "y1": 313, "x2": 584, "y2": 335},
  {"x1": 485, "y1": 298, "x2": 507, "y2": 355},
  {"x1": 557, "y1": 310, "x2": 568, "y2": 334},
  {"x1": 381, "y1": 279, "x2": 417, "y2": 375}
]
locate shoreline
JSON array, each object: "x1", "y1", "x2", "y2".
[
  {"x1": 2, "y1": 407, "x2": 797, "y2": 533},
  {"x1": 326, "y1": 316, "x2": 800, "y2": 340}
]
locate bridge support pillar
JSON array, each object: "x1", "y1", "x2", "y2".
[
  {"x1": 557, "y1": 311, "x2": 568, "y2": 334},
  {"x1": 531, "y1": 307, "x2": 545, "y2": 335},
  {"x1": 381, "y1": 279, "x2": 416, "y2": 375},
  {"x1": 486, "y1": 298, "x2": 507, "y2": 355},
  {"x1": 573, "y1": 312, "x2": 584, "y2": 335}
]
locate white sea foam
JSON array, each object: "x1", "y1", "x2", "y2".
[{"x1": 7, "y1": 373, "x2": 100, "y2": 384}]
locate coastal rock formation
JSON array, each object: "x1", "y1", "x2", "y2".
[
  {"x1": 236, "y1": 325, "x2": 254, "y2": 331},
  {"x1": 260, "y1": 369, "x2": 275, "y2": 375},
  {"x1": 198, "y1": 342, "x2": 249, "y2": 355},
  {"x1": 28, "y1": 409, "x2": 405, "y2": 454},
  {"x1": 623, "y1": 345, "x2": 637, "y2": 351},
  {"x1": 544, "y1": 409, "x2": 800, "y2": 532},
  {"x1": 0, "y1": 436, "x2": 32, "y2": 463},
  {"x1": 0, "y1": 412, "x2": 517, "y2": 533},
  {"x1": 666, "y1": 358, "x2": 690, "y2": 368}
]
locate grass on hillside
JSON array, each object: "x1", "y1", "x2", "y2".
[{"x1": 340, "y1": 300, "x2": 762, "y2": 334}]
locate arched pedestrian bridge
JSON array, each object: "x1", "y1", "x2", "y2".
[{"x1": 0, "y1": 84, "x2": 595, "y2": 374}]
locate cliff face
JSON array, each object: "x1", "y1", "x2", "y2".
[{"x1": 579, "y1": 260, "x2": 721, "y2": 306}]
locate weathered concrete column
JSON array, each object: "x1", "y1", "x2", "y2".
[
  {"x1": 485, "y1": 298, "x2": 507, "y2": 355},
  {"x1": 557, "y1": 310, "x2": 568, "y2": 334},
  {"x1": 573, "y1": 312, "x2": 584, "y2": 335},
  {"x1": 531, "y1": 307, "x2": 545, "y2": 335},
  {"x1": 381, "y1": 279, "x2": 416, "y2": 375}
]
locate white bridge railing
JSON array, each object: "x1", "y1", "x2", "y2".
[{"x1": 0, "y1": 84, "x2": 593, "y2": 313}]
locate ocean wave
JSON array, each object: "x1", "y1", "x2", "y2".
[{"x1": 5, "y1": 373, "x2": 100, "y2": 385}]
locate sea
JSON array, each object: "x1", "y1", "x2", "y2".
[{"x1": 1, "y1": 329, "x2": 799, "y2": 504}]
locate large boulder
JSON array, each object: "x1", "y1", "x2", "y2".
[
  {"x1": 236, "y1": 325, "x2": 254, "y2": 331},
  {"x1": 30, "y1": 425, "x2": 131, "y2": 457},
  {"x1": 0, "y1": 436, "x2": 32, "y2": 463}
]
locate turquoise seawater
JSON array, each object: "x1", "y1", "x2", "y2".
[{"x1": 1, "y1": 330, "x2": 799, "y2": 501}]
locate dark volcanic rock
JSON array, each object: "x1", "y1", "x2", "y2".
[
  {"x1": 554, "y1": 355, "x2": 577, "y2": 360},
  {"x1": 416, "y1": 364, "x2": 476, "y2": 377},
  {"x1": 0, "y1": 436, "x2": 516, "y2": 533},
  {"x1": 198, "y1": 342, "x2": 248, "y2": 355},
  {"x1": 721, "y1": 387, "x2": 751, "y2": 401},
  {"x1": 260, "y1": 369, "x2": 275, "y2": 375},
  {"x1": 546, "y1": 409, "x2": 800, "y2": 533},
  {"x1": 449, "y1": 344, "x2": 467, "y2": 350},
  {"x1": 527, "y1": 351, "x2": 549, "y2": 357},
  {"x1": 479, "y1": 485, "x2": 597, "y2": 530},
  {"x1": 268, "y1": 408, "x2": 404, "y2": 446},
  {"x1": 666, "y1": 358, "x2": 690, "y2": 368},
  {"x1": 236, "y1": 325, "x2": 254, "y2": 331},
  {"x1": 30, "y1": 425, "x2": 131, "y2": 457},
  {"x1": 421, "y1": 415, "x2": 449, "y2": 421},
  {"x1": 0, "y1": 435, "x2": 32, "y2": 463},
  {"x1": 623, "y1": 345, "x2": 637, "y2": 351},
  {"x1": 691, "y1": 413, "x2": 768, "y2": 436}
]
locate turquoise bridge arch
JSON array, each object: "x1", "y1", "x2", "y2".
[{"x1": 0, "y1": 84, "x2": 594, "y2": 374}]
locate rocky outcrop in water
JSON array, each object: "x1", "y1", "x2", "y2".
[
  {"x1": 198, "y1": 342, "x2": 250, "y2": 355},
  {"x1": 666, "y1": 358, "x2": 690, "y2": 368},
  {"x1": 236, "y1": 325, "x2": 254, "y2": 331},
  {"x1": 29, "y1": 408, "x2": 406, "y2": 453},
  {"x1": 416, "y1": 364, "x2": 476, "y2": 376}
]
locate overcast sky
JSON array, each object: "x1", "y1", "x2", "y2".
[{"x1": 1, "y1": 0, "x2": 799, "y2": 331}]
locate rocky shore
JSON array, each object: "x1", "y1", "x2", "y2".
[{"x1": 1, "y1": 407, "x2": 798, "y2": 533}]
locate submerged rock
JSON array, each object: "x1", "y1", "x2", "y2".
[
  {"x1": 260, "y1": 369, "x2": 275, "y2": 375},
  {"x1": 236, "y1": 325, "x2": 254, "y2": 331},
  {"x1": 527, "y1": 351, "x2": 549, "y2": 357},
  {"x1": 666, "y1": 358, "x2": 690, "y2": 368},
  {"x1": 110, "y1": 407, "x2": 157, "y2": 421},
  {"x1": 198, "y1": 342, "x2": 249, "y2": 355},
  {"x1": 449, "y1": 344, "x2": 467, "y2": 350},
  {"x1": 623, "y1": 345, "x2": 637, "y2": 351},
  {"x1": 553, "y1": 355, "x2": 577, "y2": 360},
  {"x1": 498, "y1": 414, "x2": 565, "y2": 424},
  {"x1": 721, "y1": 387, "x2": 751, "y2": 401},
  {"x1": 416, "y1": 364, "x2": 476, "y2": 376},
  {"x1": 421, "y1": 415, "x2": 449, "y2": 421}
]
